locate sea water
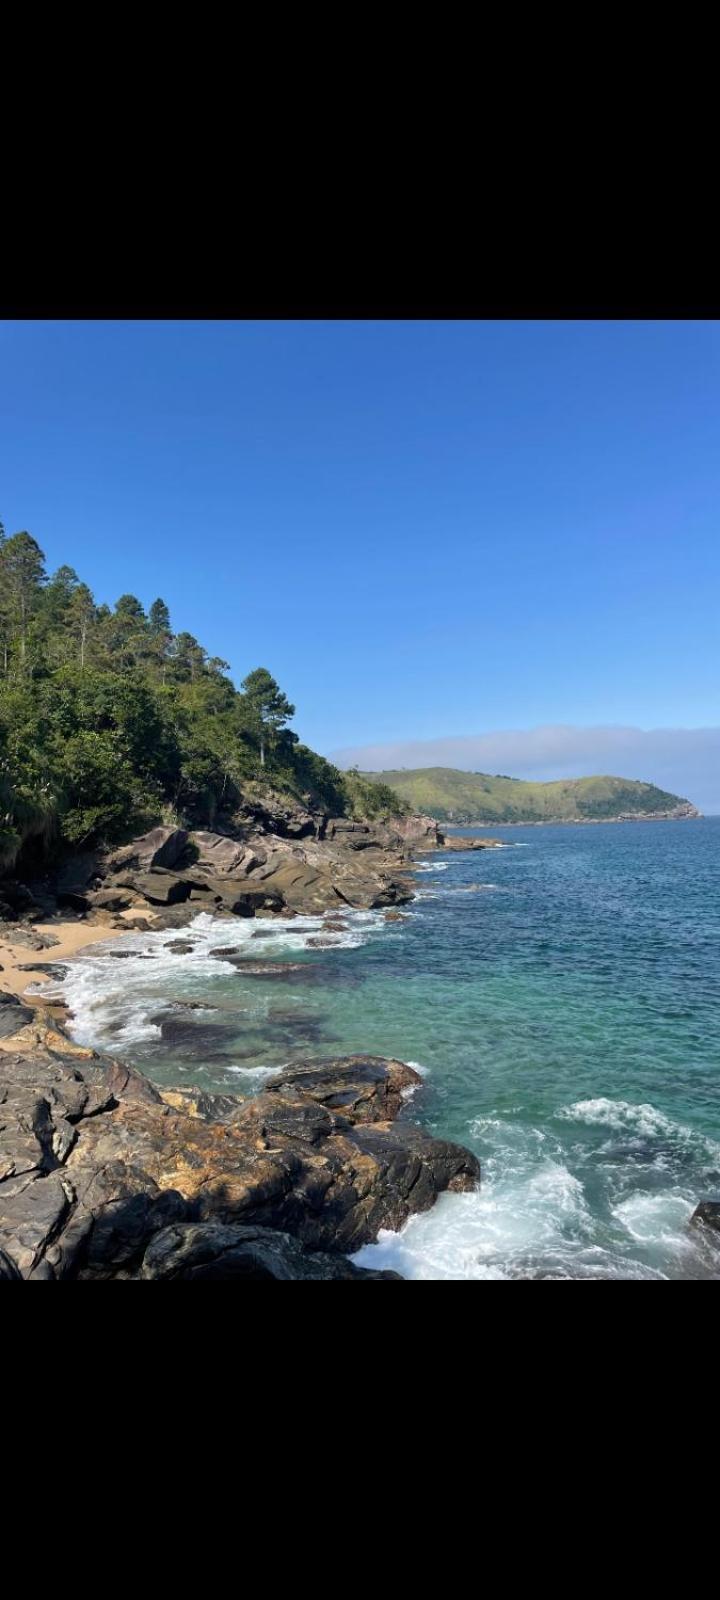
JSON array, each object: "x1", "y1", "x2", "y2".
[{"x1": 40, "y1": 818, "x2": 720, "y2": 1279}]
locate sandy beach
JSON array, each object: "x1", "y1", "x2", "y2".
[{"x1": 0, "y1": 912, "x2": 154, "y2": 1002}]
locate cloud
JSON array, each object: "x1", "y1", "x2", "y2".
[{"x1": 329, "y1": 725, "x2": 720, "y2": 813}]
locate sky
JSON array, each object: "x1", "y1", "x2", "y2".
[{"x1": 1, "y1": 320, "x2": 718, "y2": 807}]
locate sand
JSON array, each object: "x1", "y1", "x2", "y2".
[{"x1": 0, "y1": 911, "x2": 154, "y2": 1002}]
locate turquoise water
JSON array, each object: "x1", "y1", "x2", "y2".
[{"x1": 49, "y1": 818, "x2": 720, "y2": 1279}]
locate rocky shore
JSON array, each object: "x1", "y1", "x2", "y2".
[
  {"x1": 0, "y1": 801, "x2": 493, "y2": 1280},
  {"x1": 0, "y1": 997, "x2": 480, "y2": 1280}
]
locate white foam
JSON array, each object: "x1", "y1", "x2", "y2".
[
  {"x1": 352, "y1": 1153, "x2": 600, "y2": 1279},
  {"x1": 612, "y1": 1191, "x2": 697, "y2": 1246},
  {"x1": 55, "y1": 906, "x2": 392, "y2": 1052},
  {"x1": 555, "y1": 1097, "x2": 720, "y2": 1162}
]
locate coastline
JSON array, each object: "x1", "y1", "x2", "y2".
[
  {"x1": 0, "y1": 911, "x2": 157, "y2": 1004},
  {"x1": 438, "y1": 810, "x2": 702, "y2": 828}
]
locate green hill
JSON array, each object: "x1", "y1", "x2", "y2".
[{"x1": 360, "y1": 768, "x2": 699, "y2": 824}]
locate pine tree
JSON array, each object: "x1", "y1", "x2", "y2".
[{"x1": 240, "y1": 668, "x2": 295, "y2": 768}]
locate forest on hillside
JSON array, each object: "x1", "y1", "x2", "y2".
[{"x1": 0, "y1": 524, "x2": 403, "y2": 871}]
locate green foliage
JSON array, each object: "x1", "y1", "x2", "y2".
[
  {"x1": 362, "y1": 768, "x2": 694, "y2": 823},
  {"x1": 0, "y1": 517, "x2": 407, "y2": 866}
]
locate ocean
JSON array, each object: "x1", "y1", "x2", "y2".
[{"x1": 43, "y1": 817, "x2": 720, "y2": 1279}]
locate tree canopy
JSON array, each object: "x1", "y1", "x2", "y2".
[{"x1": 0, "y1": 520, "x2": 404, "y2": 868}]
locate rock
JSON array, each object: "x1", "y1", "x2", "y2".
[
  {"x1": 15, "y1": 962, "x2": 70, "y2": 980},
  {"x1": 0, "y1": 1000, "x2": 36, "y2": 1037},
  {"x1": 0, "y1": 1247, "x2": 21, "y2": 1280},
  {"x1": 690, "y1": 1200, "x2": 720, "y2": 1237},
  {"x1": 0, "y1": 1038, "x2": 479, "y2": 1277},
  {"x1": 106, "y1": 827, "x2": 189, "y2": 874},
  {"x1": 210, "y1": 946, "x2": 243, "y2": 957},
  {"x1": 110, "y1": 870, "x2": 195, "y2": 906},
  {"x1": 164, "y1": 940, "x2": 197, "y2": 955},
  {"x1": 84, "y1": 887, "x2": 137, "y2": 911},
  {"x1": 384, "y1": 911, "x2": 408, "y2": 922},
  {"x1": 187, "y1": 831, "x2": 267, "y2": 876},
  {"x1": 1, "y1": 927, "x2": 61, "y2": 951},
  {"x1": 0, "y1": 881, "x2": 42, "y2": 913},
  {"x1": 140, "y1": 1221, "x2": 402, "y2": 1280}
]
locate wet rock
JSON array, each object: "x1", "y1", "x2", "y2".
[
  {"x1": 0, "y1": 1024, "x2": 478, "y2": 1277},
  {"x1": 164, "y1": 940, "x2": 197, "y2": 955},
  {"x1": 690, "y1": 1200, "x2": 720, "y2": 1237},
  {"x1": 14, "y1": 962, "x2": 70, "y2": 980},
  {"x1": 384, "y1": 911, "x2": 409, "y2": 922},
  {"x1": 141, "y1": 1221, "x2": 401, "y2": 1280}
]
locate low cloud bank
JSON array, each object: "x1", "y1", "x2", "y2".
[{"x1": 329, "y1": 726, "x2": 720, "y2": 813}]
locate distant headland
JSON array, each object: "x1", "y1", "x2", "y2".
[{"x1": 360, "y1": 768, "x2": 701, "y2": 825}]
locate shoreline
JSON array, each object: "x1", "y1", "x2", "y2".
[
  {"x1": 439, "y1": 811, "x2": 703, "y2": 829},
  {"x1": 0, "y1": 911, "x2": 158, "y2": 1003}
]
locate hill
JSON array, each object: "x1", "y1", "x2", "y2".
[
  {"x1": 0, "y1": 521, "x2": 408, "y2": 877},
  {"x1": 360, "y1": 768, "x2": 700, "y2": 824}
]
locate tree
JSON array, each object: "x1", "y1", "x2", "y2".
[
  {"x1": 66, "y1": 583, "x2": 96, "y2": 669},
  {"x1": 240, "y1": 667, "x2": 295, "y2": 768},
  {"x1": 0, "y1": 531, "x2": 47, "y2": 672},
  {"x1": 148, "y1": 598, "x2": 171, "y2": 635}
]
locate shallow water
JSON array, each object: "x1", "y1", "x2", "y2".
[{"x1": 42, "y1": 818, "x2": 720, "y2": 1279}]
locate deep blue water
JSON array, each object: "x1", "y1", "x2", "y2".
[{"x1": 52, "y1": 817, "x2": 720, "y2": 1278}]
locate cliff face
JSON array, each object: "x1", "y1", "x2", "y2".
[{"x1": 0, "y1": 998, "x2": 479, "y2": 1280}]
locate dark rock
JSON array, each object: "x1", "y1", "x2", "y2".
[
  {"x1": 164, "y1": 940, "x2": 197, "y2": 955},
  {"x1": 0, "y1": 1247, "x2": 22, "y2": 1280},
  {"x1": 141, "y1": 1221, "x2": 401, "y2": 1280},
  {"x1": 0, "y1": 1026, "x2": 478, "y2": 1277},
  {"x1": 0, "y1": 1002, "x2": 35, "y2": 1037},
  {"x1": 690, "y1": 1200, "x2": 720, "y2": 1237},
  {"x1": 15, "y1": 962, "x2": 70, "y2": 980}
]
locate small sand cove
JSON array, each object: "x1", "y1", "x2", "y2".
[{"x1": 0, "y1": 912, "x2": 156, "y2": 1002}]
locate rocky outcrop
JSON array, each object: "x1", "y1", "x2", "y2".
[
  {"x1": 0, "y1": 999, "x2": 479, "y2": 1279},
  {"x1": 10, "y1": 801, "x2": 427, "y2": 929},
  {"x1": 690, "y1": 1200, "x2": 720, "y2": 1237}
]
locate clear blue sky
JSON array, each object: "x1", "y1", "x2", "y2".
[{"x1": 1, "y1": 320, "x2": 718, "y2": 759}]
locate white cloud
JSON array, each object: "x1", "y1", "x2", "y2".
[{"x1": 329, "y1": 725, "x2": 720, "y2": 813}]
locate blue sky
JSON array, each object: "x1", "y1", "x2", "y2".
[{"x1": 1, "y1": 321, "x2": 718, "y2": 803}]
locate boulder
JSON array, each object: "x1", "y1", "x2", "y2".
[
  {"x1": 105, "y1": 827, "x2": 189, "y2": 874},
  {"x1": 188, "y1": 831, "x2": 267, "y2": 876},
  {"x1": 110, "y1": 870, "x2": 195, "y2": 907}
]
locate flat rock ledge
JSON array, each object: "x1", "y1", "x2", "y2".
[{"x1": 0, "y1": 1000, "x2": 479, "y2": 1280}]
